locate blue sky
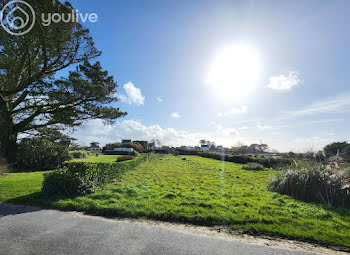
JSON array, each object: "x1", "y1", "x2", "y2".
[{"x1": 68, "y1": 0, "x2": 350, "y2": 152}]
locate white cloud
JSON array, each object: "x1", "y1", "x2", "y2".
[
  {"x1": 284, "y1": 92, "x2": 350, "y2": 117},
  {"x1": 118, "y1": 82, "x2": 145, "y2": 106},
  {"x1": 156, "y1": 97, "x2": 164, "y2": 102},
  {"x1": 208, "y1": 121, "x2": 239, "y2": 136},
  {"x1": 171, "y1": 112, "x2": 181, "y2": 118},
  {"x1": 238, "y1": 125, "x2": 248, "y2": 130},
  {"x1": 257, "y1": 123, "x2": 273, "y2": 130},
  {"x1": 73, "y1": 119, "x2": 243, "y2": 148},
  {"x1": 267, "y1": 71, "x2": 300, "y2": 90},
  {"x1": 218, "y1": 105, "x2": 247, "y2": 117}
]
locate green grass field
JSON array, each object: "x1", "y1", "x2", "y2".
[
  {"x1": 1, "y1": 154, "x2": 350, "y2": 248},
  {"x1": 0, "y1": 170, "x2": 50, "y2": 201},
  {"x1": 70, "y1": 154, "x2": 122, "y2": 163}
]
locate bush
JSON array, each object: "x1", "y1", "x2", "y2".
[
  {"x1": 71, "y1": 151, "x2": 88, "y2": 159},
  {"x1": 42, "y1": 155, "x2": 148, "y2": 196},
  {"x1": 42, "y1": 168, "x2": 95, "y2": 195},
  {"x1": 16, "y1": 138, "x2": 71, "y2": 171},
  {"x1": 242, "y1": 162, "x2": 264, "y2": 170},
  {"x1": 117, "y1": 155, "x2": 135, "y2": 162},
  {"x1": 324, "y1": 142, "x2": 349, "y2": 157},
  {"x1": 128, "y1": 150, "x2": 140, "y2": 157},
  {"x1": 341, "y1": 146, "x2": 350, "y2": 162},
  {"x1": 269, "y1": 165, "x2": 350, "y2": 208}
]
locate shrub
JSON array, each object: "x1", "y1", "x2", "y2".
[
  {"x1": 242, "y1": 162, "x2": 264, "y2": 170},
  {"x1": 128, "y1": 150, "x2": 140, "y2": 157},
  {"x1": 269, "y1": 165, "x2": 350, "y2": 208},
  {"x1": 42, "y1": 155, "x2": 148, "y2": 196},
  {"x1": 176, "y1": 149, "x2": 201, "y2": 155},
  {"x1": 324, "y1": 142, "x2": 349, "y2": 157},
  {"x1": 117, "y1": 155, "x2": 135, "y2": 162},
  {"x1": 42, "y1": 168, "x2": 95, "y2": 195},
  {"x1": 71, "y1": 151, "x2": 88, "y2": 159},
  {"x1": 16, "y1": 138, "x2": 71, "y2": 171},
  {"x1": 341, "y1": 146, "x2": 350, "y2": 162}
]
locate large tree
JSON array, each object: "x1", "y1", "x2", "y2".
[{"x1": 0, "y1": 0, "x2": 126, "y2": 164}]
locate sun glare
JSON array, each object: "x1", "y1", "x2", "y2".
[{"x1": 207, "y1": 45, "x2": 261, "y2": 100}]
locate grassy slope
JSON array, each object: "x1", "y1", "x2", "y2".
[
  {"x1": 0, "y1": 171, "x2": 49, "y2": 201},
  {"x1": 69, "y1": 154, "x2": 121, "y2": 163},
  {"x1": 0, "y1": 155, "x2": 350, "y2": 248}
]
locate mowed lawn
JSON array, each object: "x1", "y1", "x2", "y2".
[
  {"x1": 0, "y1": 171, "x2": 50, "y2": 201},
  {"x1": 69, "y1": 154, "x2": 122, "y2": 163},
  {"x1": 1, "y1": 155, "x2": 350, "y2": 248}
]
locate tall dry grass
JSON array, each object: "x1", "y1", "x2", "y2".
[{"x1": 269, "y1": 163, "x2": 350, "y2": 208}]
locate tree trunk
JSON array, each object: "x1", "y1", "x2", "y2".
[
  {"x1": 0, "y1": 121, "x2": 18, "y2": 166},
  {"x1": 3, "y1": 133, "x2": 17, "y2": 165}
]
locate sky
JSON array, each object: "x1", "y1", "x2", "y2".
[{"x1": 66, "y1": 0, "x2": 350, "y2": 152}]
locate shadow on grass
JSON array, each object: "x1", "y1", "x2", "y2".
[
  {"x1": 2, "y1": 191, "x2": 77, "y2": 216},
  {"x1": 0, "y1": 201, "x2": 43, "y2": 218}
]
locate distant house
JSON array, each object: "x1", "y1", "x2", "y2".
[
  {"x1": 122, "y1": 139, "x2": 132, "y2": 143},
  {"x1": 247, "y1": 153, "x2": 281, "y2": 159},
  {"x1": 201, "y1": 145, "x2": 209, "y2": 151},
  {"x1": 134, "y1": 140, "x2": 148, "y2": 150},
  {"x1": 90, "y1": 147, "x2": 102, "y2": 153},
  {"x1": 114, "y1": 148, "x2": 133, "y2": 152},
  {"x1": 217, "y1": 145, "x2": 224, "y2": 151},
  {"x1": 148, "y1": 142, "x2": 156, "y2": 149}
]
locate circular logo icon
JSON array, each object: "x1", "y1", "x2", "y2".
[{"x1": 0, "y1": 0, "x2": 36, "y2": 36}]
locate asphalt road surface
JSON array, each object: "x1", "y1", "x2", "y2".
[{"x1": 0, "y1": 203, "x2": 320, "y2": 255}]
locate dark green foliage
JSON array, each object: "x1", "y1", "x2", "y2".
[
  {"x1": 324, "y1": 142, "x2": 349, "y2": 156},
  {"x1": 341, "y1": 146, "x2": 350, "y2": 162},
  {"x1": 0, "y1": 0, "x2": 126, "y2": 164},
  {"x1": 104, "y1": 150, "x2": 129, "y2": 155},
  {"x1": 42, "y1": 168, "x2": 95, "y2": 196},
  {"x1": 36, "y1": 127, "x2": 76, "y2": 146},
  {"x1": 197, "y1": 152, "x2": 292, "y2": 168},
  {"x1": 242, "y1": 162, "x2": 265, "y2": 170},
  {"x1": 104, "y1": 142, "x2": 143, "y2": 152},
  {"x1": 116, "y1": 156, "x2": 135, "y2": 162},
  {"x1": 269, "y1": 166, "x2": 350, "y2": 208},
  {"x1": 42, "y1": 155, "x2": 148, "y2": 195},
  {"x1": 154, "y1": 147, "x2": 179, "y2": 156},
  {"x1": 104, "y1": 150, "x2": 140, "y2": 156},
  {"x1": 16, "y1": 138, "x2": 71, "y2": 171},
  {"x1": 176, "y1": 149, "x2": 202, "y2": 155}
]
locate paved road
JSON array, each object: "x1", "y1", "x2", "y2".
[{"x1": 0, "y1": 203, "x2": 317, "y2": 255}]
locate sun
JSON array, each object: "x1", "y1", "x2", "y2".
[{"x1": 207, "y1": 44, "x2": 261, "y2": 100}]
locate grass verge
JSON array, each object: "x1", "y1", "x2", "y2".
[{"x1": 0, "y1": 155, "x2": 350, "y2": 249}]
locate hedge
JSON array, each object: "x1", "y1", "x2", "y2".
[
  {"x1": 198, "y1": 152, "x2": 292, "y2": 168},
  {"x1": 42, "y1": 155, "x2": 148, "y2": 196},
  {"x1": 173, "y1": 150, "x2": 292, "y2": 168},
  {"x1": 103, "y1": 150, "x2": 138, "y2": 156}
]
